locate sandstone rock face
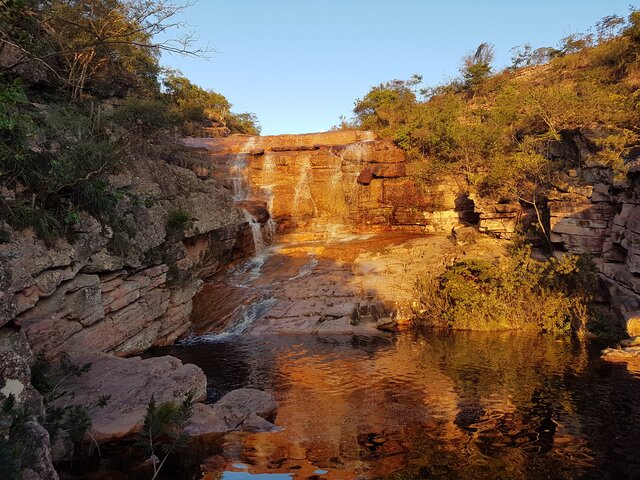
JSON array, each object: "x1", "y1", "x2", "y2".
[
  {"x1": 182, "y1": 131, "x2": 477, "y2": 237},
  {"x1": 53, "y1": 354, "x2": 207, "y2": 442},
  {"x1": 543, "y1": 133, "x2": 640, "y2": 338},
  {"x1": 1, "y1": 155, "x2": 256, "y2": 358},
  {"x1": 0, "y1": 329, "x2": 57, "y2": 480}
]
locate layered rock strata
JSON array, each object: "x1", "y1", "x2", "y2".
[
  {"x1": 182, "y1": 131, "x2": 478, "y2": 237},
  {"x1": 1, "y1": 156, "x2": 254, "y2": 358}
]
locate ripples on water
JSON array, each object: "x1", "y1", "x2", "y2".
[{"x1": 152, "y1": 330, "x2": 640, "y2": 480}]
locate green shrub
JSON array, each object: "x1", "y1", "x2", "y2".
[
  {"x1": 134, "y1": 393, "x2": 194, "y2": 479},
  {"x1": 30, "y1": 354, "x2": 92, "y2": 452},
  {"x1": 5, "y1": 203, "x2": 62, "y2": 245},
  {"x1": 413, "y1": 244, "x2": 596, "y2": 334},
  {"x1": 166, "y1": 209, "x2": 191, "y2": 236},
  {"x1": 110, "y1": 97, "x2": 176, "y2": 130},
  {"x1": 0, "y1": 395, "x2": 31, "y2": 480}
]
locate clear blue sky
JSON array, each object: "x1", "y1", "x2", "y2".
[{"x1": 159, "y1": 0, "x2": 635, "y2": 135}]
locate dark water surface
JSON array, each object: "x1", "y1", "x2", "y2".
[{"x1": 152, "y1": 330, "x2": 640, "y2": 480}]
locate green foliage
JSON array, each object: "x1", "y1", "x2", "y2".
[
  {"x1": 31, "y1": 353, "x2": 92, "y2": 443},
  {"x1": 413, "y1": 244, "x2": 597, "y2": 334},
  {"x1": 134, "y1": 393, "x2": 194, "y2": 480},
  {"x1": 1, "y1": 2, "x2": 260, "y2": 250},
  {"x1": 162, "y1": 73, "x2": 260, "y2": 135},
  {"x1": 110, "y1": 97, "x2": 176, "y2": 130},
  {"x1": 3, "y1": 203, "x2": 62, "y2": 244},
  {"x1": 352, "y1": 10, "x2": 640, "y2": 205},
  {"x1": 166, "y1": 209, "x2": 191, "y2": 236},
  {"x1": 461, "y1": 43, "x2": 495, "y2": 89},
  {"x1": 226, "y1": 112, "x2": 261, "y2": 135}
]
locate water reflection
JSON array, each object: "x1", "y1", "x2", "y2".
[{"x1": 155, "y1": 330, "x2": 640, "y2": 479}]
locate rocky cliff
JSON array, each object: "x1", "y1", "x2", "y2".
[
  {"x1": 0, "y1": 154, "x2": 255, "y2": 358},
  {"x1": 543, "y1": 131, "x2": 640, "y2": 337},
  {"x1": 181, "y1": 129, "x2": 640, "y2": 338}
]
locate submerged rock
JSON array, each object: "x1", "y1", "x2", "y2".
[
  {"x1": 186, "y1": 388, "x2": 280, "y2": 437},
  {"x1": 602, "y1": 336, "x2": 640, "y2": 362}
]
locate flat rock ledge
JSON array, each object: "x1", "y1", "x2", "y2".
[
  {"x1": 54, "y1": 355, "x2": 278, "y2": 443},
  {"x1": 602, "y1": 336, "x2": 640, "y2": 363},
  {"x1": 54, "y1": 354, "x2": 207, "y2": 442}
]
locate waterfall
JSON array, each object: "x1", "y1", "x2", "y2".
[
  {"x1": 264, "y1": 218, "x2": 277, "y2": 244},
  {"x1": 229, "y1": 155, "x2": 250, "y2": 201},
  {"x1": 243, "y1": 209, "x2": 266, "y2": 252},
  {"x1": 261, "y1": 153, "x2": 276, "y2": 185},
  {"x1": 293, "y1": 157, "x2": 314, "y2": 215},
  {"x1": 231, "y1": 177, "x2": 249, "y2": 201}
]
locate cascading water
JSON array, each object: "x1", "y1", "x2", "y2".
[
  {"x1": 293, "y1": 157, "x2": 309, "y2": 211},
  {"x1": 243, "y1": 209, "x2": 266, "y2": 252}
]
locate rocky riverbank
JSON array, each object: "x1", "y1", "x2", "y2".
[
  {"x1": 0, "y1": 148, "x2": 262, "y2": 478},
  {"x1": 3, "y1": 128, "x2": 640, "y2": 478}
]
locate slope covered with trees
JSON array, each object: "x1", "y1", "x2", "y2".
[
  {"x1": 351, "y1": 11, "x2": 640, "y2": 217},
  {"x1": 349, "y1": 10, "x2": 640, "y2": 335},
  {"x1": 0, "y1": 0, "x2": 259, "y2": 246}
]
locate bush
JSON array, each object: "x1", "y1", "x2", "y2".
[
  {"x1": 4, "y1": 203, "x2": 63, "y2": 245},
  {"x1": 413, "y1": 244, "x2": 596, "y2": 334},
  {"x1": 110, "y1": 97, "x2": 176, "y2": 130},
  {"x1": 29, "y1": 354, "x2": 93, "y2": 455},
  {"x1": 166, "y1": 209, "x2": 191, "y2": 236},
  {"x1": 134, "y1": 393, "x2": 194, "y2": 479}
]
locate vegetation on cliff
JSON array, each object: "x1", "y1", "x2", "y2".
[
  {"x1": 350, "y1": 11, "x2": 640, "y2": 335},
  {"x1": 0, "y1": 0, "x2": 259, "y2": 245},
  {"x1": 351, "y1": 10, "x2": 640, "y2": 207}
]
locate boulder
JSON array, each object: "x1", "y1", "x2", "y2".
[
  {"x1": 53, "y1": 354, "x2": 207, "y2": 442},
  {"x1": 0, "y1": 328, "x2": 56, "y2": 479},
  {"x1": 185, "y1": 388, "x2": 280, "y2": 437}
]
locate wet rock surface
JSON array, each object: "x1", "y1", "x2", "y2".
[{"x1": 182, "y1": 131, "x2": 477, "y2": 236}]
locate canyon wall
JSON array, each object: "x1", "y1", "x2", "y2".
[
  {"x1": 0, "y1": 156, "x2": 256, "y2": 359},
  {"x1": 543, "y1": 133, "x2": 640, "y2": 336},
  {"x1": 182, "y1": 130, "x2": 640, "y2": 337},
  {"x1": 4, "y1": 128, "x2": 640, "y2": 358}
]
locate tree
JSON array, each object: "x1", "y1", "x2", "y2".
[
  {"x1": 596, "y1": 14, "x2": 625, "y2": 42},
  {"x1": 461, "y1": 42, "x2": 494, "y2": 89},
  {"x1": 134, "y1": 393, "x2": 194, "y2": 480},
  {"x1": 353, "y1": 75, "x2": 422, "y2": 131},
  {"x1": 1, "y1": 0, "x2": 211, "y2": 98}
]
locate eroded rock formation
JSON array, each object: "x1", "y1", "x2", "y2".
[
  {"x1": 1, "y1": 156, "x2": 255, "y2": 358},
  {"x1": 182, "y1": 131, "x2": 478, "y2": 238}
]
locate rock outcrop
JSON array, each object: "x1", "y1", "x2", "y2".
[
  {"x1": 186, "y1": 388, "x2": 280, "y2": 437},
  {"x1": 0, "y1": 329, "x2": 58, "y2": 480},
  {"x1": 534, "y1": 131, "x2": 640, "y2": 341},
  {"x1": 1, "y1": 156, "x2": 256, "y2": 358},
  {"x1": 53, "y1": 354, "x2": 208, "y2": 442}
]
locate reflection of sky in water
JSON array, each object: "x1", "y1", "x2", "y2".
[{"x1": 223, "y1": 464, "x2": 292, "y2": 479}]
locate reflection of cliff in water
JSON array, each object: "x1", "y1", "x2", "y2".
[{"x1": 158, "y1": 331, "x2": 640, "y2": 480}]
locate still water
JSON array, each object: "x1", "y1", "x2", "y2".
[{"x1": 155, "y1": 330, "x2": 640, "y2": 480}]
